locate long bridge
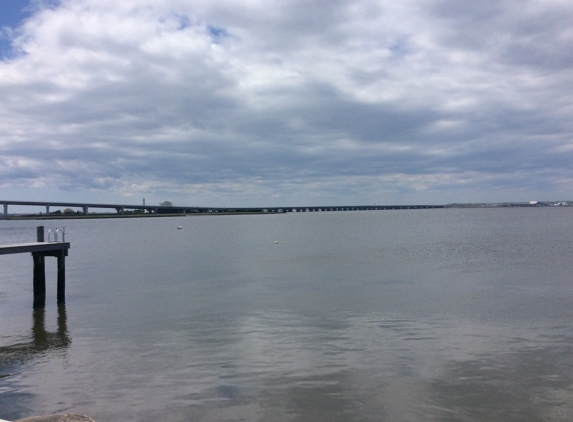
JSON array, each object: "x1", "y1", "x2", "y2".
[{"x1": 0, "y1": 200, "x2": 444, "y2": 217}]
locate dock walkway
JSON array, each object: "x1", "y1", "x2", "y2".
[
  {"x1": 0, "y1": 226, "x2": 70, "y2": 307},
  {"x1": 0, "y1": 242, "x2": 70, "y2": 255}
]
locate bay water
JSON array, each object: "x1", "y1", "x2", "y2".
[{"x1": 1, "y1": 208, "x2": 573, "y2": 421}]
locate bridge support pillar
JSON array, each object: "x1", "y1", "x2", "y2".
[
  {"x1": 115, "y1": 207, "x2": 124, "y2": 214},
  {"x1": 3, "y1": 204, "x2": 7, "y2": 218},
  {"x1": 83, "y1": 206, "x2": 88, "y2": 215},
  {"x1": 46, "y1": 205, "x2": 50, "y2": 215}
]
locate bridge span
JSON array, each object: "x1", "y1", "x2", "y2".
[{"x1": 1, "y1": 200, "x2": 444, "y2": 218}]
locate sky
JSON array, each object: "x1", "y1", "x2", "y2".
[{"x1": 0, "y1": 0, "x2": 572, "y2": 207}]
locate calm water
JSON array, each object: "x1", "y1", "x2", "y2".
[{"x1": 1, "y1": 208, "x2": 573, "y2": 421}]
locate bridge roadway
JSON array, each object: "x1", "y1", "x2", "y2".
[{"x1": 1, "y1": 200, "x2": 444, "y2": 217}]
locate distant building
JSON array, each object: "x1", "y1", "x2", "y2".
[
  {"x1": 160, "y1": 201, "x2": 173, "y2": 206},
  {"x1": 529, "y1": 201, "x2": 538, "y2": 205}
]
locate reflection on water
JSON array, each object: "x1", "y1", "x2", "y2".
[
  {"x1": 428, "y1": 346, "x2": 573, "y2": 422},
  {"x1": 162, "y1": 312, "x2": 573, "y2": 422},
  {"x1": 0, "y1": 305, "x2": 71, "y2": 420},
  {"x1": 0, "y1": 305, "x2": 70, "y2": 367},
  {"x1": 2, "y1": 308, "x2": 573, "y2": 422},
  {"x1": 2, "y1": 210, "x2": 573, "y2": 421}
]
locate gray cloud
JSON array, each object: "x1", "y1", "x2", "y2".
[{"x1": 0, "y1": 0, "x2": 571, "y2": 206}]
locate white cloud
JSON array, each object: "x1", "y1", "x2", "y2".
[{"x1": 0, "y1": 0, "x2": 572, "y2": 206}]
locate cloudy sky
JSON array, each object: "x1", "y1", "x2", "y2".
[{"x1": 0, "y1": 0, "x2": 571, "y2": 207}]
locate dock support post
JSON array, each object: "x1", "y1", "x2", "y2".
[
  {"x1": 33, "y1": 254, "x2": 46, "y2": 308},
  {"x1": 57, "y1": 252, "x2": 65, "y2": 304},
  {"x1": 33, "y1": 226, "x2": 46, "y2": 308}
]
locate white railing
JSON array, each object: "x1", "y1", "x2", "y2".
[{"x1": 47, "y1": 227, "x2": 66, "y2": 243}]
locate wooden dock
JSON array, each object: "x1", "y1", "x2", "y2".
[
  {"x1": 0, "y1": 242, "x2": 70, "y2": 255},
  {"x1": 0, "y1": 226, "x2": 70, "y2": 307}
]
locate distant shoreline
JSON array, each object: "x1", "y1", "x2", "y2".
[
  {"x1": 2, "y1": 199, "x2": 571, "y2": 220},
  {"x1": 2, "y1": 211, "x2": 279, "y2": 220},
  {"x1": 2, "y1": 202, "x2": 571, "y2": 220}
]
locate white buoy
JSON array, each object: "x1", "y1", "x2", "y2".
[{"x1": 178, "y1": 226, "x2": 182, "y2": 229}]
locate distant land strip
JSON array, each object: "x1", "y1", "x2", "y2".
[{"x1": 1, "y1": 199, "x2": 571, "y2": 219}]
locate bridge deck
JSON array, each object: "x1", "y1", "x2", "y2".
[{"x1": 0, "y1": 242, "x2": 70, "y2": 256}]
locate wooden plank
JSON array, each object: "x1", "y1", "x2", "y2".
[{"x1": 0, "y1": 242, "x2": 70, "y2": 255}]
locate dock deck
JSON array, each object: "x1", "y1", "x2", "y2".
[
  {"x1": 1, "y1": 227, "x2": 70, "y2": 307},
  {"x1": 0, "y1": 242, "x2": 70, "y2": 256}
]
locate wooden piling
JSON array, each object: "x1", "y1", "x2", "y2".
[
  {"x1": 37, "y1": 225, "x2": 44, "y2": 242},
  {"x1": 33, "y1": 226, "x2": 46, "y2": 308},
  {"x1": 1, "y1": 226, "x2": 69, "y2": 307},
  {"x1": 57, "y1": 253, "x2": 66, "y2": 304}
]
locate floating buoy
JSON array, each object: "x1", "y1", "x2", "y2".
[
  {"x1": 274, "y1": 241, "x2": 278, "y2": 244},
  {"x1": 178, "y1": 226, "x2": 182, "y2": 229}
]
